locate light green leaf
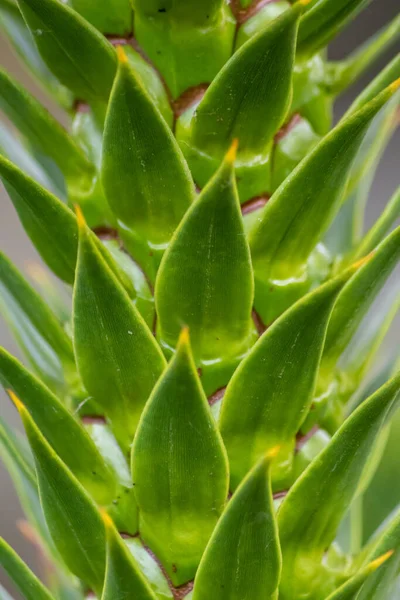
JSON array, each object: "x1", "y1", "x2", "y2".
[
  {"x1": 102, "y1": 48, "x2": 194, "y2": 281},
  {"x1": 325, "y1": 552, "x2": 394, "y2": 600},
  {"x1": 101, "y1": 512, "x2": 156, "y2": 600},
  {"x1": 0, "y1": 156, "x2": 78, "y2": 283},
  {"x1": 0, "y1": 253, "x2": 74, "y2": 387},
  {"x1": 297, "y1": 0, "x2": 372, "y2": 57},
  {"x1": 189, "y1": 4, "x2": 302, "y2": 158},
  {"x1": 17, "y1": 0, "x2": 117, "y2": 101},
  {"x1": 0, "y1": 538, "x2": 54, "y2": 600},
  {"x1": 124, "y1": 537, "x2": 173, "y2": 599},
  {"x1": 132, "y1": 329, "x2": 229, "y2": 586},
  {"x1": 73, "y1": 210, "x2": 166, "y2": 452},
  {"x1": 249, "y1": 84, "x2": 399, "y2": 325},
  {"x1": 354, "y1": 187, "x2": 400, "y2": 258},
  {"x1": 13, "y1": 393, "x2": 106, "y2": 594},
  {"x1": 67, "y1": 0, "x2": 132, "y2": 35},
  {"x1": 155, "y1": 144, "x2": 255, "y2": 388},
  {"x1": 219, "y1": 266, "x2": 358, "y2": 491},
  {"x1": 193, "y1": 453, "x2": 281, "y2": 600},
  {"x1": 0, "y1": 348, "x2": 117, "y2": 504},
  {"x1": 278, "y1": 373, "x2": 400, "y2": 599}
]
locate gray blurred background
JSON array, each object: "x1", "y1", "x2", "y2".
[{"x1": 0, "y1": 0, "x2": 399, "y2": 596}]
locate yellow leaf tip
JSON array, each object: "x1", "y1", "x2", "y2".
[
  {"x1": 178, "y1": 326, "x2": 190, "y2": 347},
  {"x1": 389, "y1": 78, "x2": 400, "y2": 94},
  {"x1": 116, "y1": 45, "x2": 128, "y2": 64},
  {"x1": 369, "y1": 550, "x2": 394, "y2": 571},
  {"x1": 226, "y1": 139, "x2": 239, "y2": 163},
  {"x1": 74, "y1": 204, "x2": 86, "y2": 229},
  {"x1": 100, "y1": 509, "x2": 114, "y2": 528},
  {"x1": 351, "y1": 251, "x2": 374, "y2": 271},
  {"x1": 7, "y1": 389, "x2": 24, "y2": 413},
  {"x1": 298, "y1": 0, "x2": 312, "y2": 6},
  {"x1": 266, "y1": 445, "x2": 281, "y2": 460}
]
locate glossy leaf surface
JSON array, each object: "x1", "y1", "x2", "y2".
[
  {"x1": 73, "y1": 211, "x2": 166, "y2": 452},
  {"x1": 132, "y1": 330, "x2": 229, "y2": 586},
  {"x1": 14, "y1": 395, "x2": 106, "y2": 594},
  {"x1": 193, "y1": 455, "x2": 281, "y2": 600},
  {"x1": 156, "y1": 145, "x2": 254, "y2": 373},
  {"x1": 17, "y1": 0, "x2": 116, "y2": 101},
  {"x1": 278, "y1": 373, "x2": 400, "y2": 599}
]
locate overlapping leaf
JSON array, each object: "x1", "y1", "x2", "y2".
[{"x1": 67, "y1": 0, "x2": 132, "y2": 35}]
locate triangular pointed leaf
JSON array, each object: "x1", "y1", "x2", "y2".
[
  {"x1": 73, "y1": 210, "x2": 166, "y2": 452},
  {"x1": 189, "y1": 4, "x2": 302, "y2": 158},
  {"x1": 325, "y1": 552, "x2": 394, "y2": 600},
  {"x1": 12, "y1": 393, "x2": 106, "y2": 594},
  {"x1": 0, "y1": 348, "x2": 117, "y2": 504},
  {"x1": 220, "y1": 266, "x2": 360, "y2": 490},
  {"x1": 131, "y1": 330, "x2": 229, "y2": 586},
  {"x1": 67, "y1": 0, "x2": 132, "y2": 35},
  {"x1": 155, "y1": 144, "x2": 255, "y2": 385},
  {"x1": 193, "y1": 454, "x2": 281, "y2": 600},
  {"x1": 0, "y1": 538, "x2": 55, "y2": 600},
  {"x1": 102, "y1": 48, "x2": 194, "y2": 280},
  {"x1": 278, "y1": 373, "x2": 400, "y2": 599},
  {"x1": 249, "y1": 84, "x2": 399, "y2": 324},
  {"x1": 17, "y1": 0, "x2": 116, "y2": 101},
  {"x1": 101, "y1": 513, "x2": 156, "y2": 600}
]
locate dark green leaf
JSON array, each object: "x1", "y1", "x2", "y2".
[
  {"x1": 219, "y1": 267, "x2": 357, "y2": 491},
  {"x1": 192, "y1": 453, "x2": 281, "y2": 600},
  {"x1": 73, "y1": 209, "x2": 166, "y2": 452},
  {"x1": 67, "y1": 0, "x2": 132, "y2": 35},
  {"x1": 102, "y1": 48, "x2": 194, "y2": 280},
  {"x1": 17, "y1": 0, "x2": 117, "y2": 101},
  {"x1": 12, "y1": 393, "x2": 106, "y2": 594},
  {"x1": 101, "y1": 512, "x2": 156, "y2": 600},
  {"x1": 278, "y1": 373, "x2": 400, "y2": 599},
  {"x1": 131, "y1": 329, "x2": 229, "y2": 586},
  {"x1": 0, "y1": 348, "x2": 117, "y2": 504},
  {"x1": 155, "y1": 144, "x2": 255, "y2": 388},
  {"x1": 249, "y1": 84, "x2": 399, "y2": 324},
  {"x1": 0, "y1": 538, "x2": 54, "y2": 600}
]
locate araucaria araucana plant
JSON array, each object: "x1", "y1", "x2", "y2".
[{"x1": 0, "y1": 0, "x2": 399, "y2": 598}]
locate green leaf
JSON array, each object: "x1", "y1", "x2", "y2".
[
  {"x1": 102, "y1": 48, "x2": 194, "y2": 280},
  {"x1": 0, "y1": 538, "x2": 54, "y2": 600},
  {"x1": 0, "y1": 155, "x2": 78, "y2": 283},
  {"x1": 155, "y1": 144, "x2": 255, "y2": 387},
  {"x1": 249, "y1": 84, "x2": 399, "y2": 325},
  {"x1": 325, "y1": 552, "x2": 394, "y2": 600},
  {"x1": 192, "y1": 453, "x2": 281, "y2": 600},
  {"x1": 219, "y1": 267, "x2": 357, "y2": 491},
  {"x1": 189, "y1": 4, "x2": 302, "y2": 158},
  {"x1": 73, "y1": 210, "x2": 166, "y2": 452},
  {"x1": 101, "y1": 512, "x2": 156, "y2": 600},
  {"x1": 0, "y1": 0, "x2": 72, "y2": 106},
  {"x1": 297, "y1": 0, "x2": 372, "y2": 57},
  {"x1": 17, "y1": 0, "x2": 117, "y2": 101},
  {"x1": 278, "y1": 373, "x2": 400, "y2": 600},
  {"x1": 124, "y1": 537, "x2": 173, "y2": 599},
  {"x1": 131, "y1": 329, "x2": 229, "y2": 586},
  {"x1": 133, "y1": 0, "x2": 225, "y2": 22},
  {"x1": 67, "y1": 0, "x2": 132, "y2": 35},
  {"x1": 0, "y1": 348, "x2": 117, "y2": 504},
  {"x1": 13, "y1": 393, "x2": 106, "y2": 594},
  {"x1": 0, "y1": 253, "x2": 75, "y2": 387},
  {"x1": 322, "y1": 227, "x2": 400, "y2": 373},
  {"x1": 0, "y1": 68, "x2": 94, "y2": 183}
]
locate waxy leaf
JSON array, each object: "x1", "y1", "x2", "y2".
[
  {"x1": 0, "y1": 538, "x2": 54, "y2": 600},
  {"x1": 193, "y1": 454, "x2": 281, "y2": 600},
  {"x1": 0, "y1": 253, "x2": 74, "y2": 387},
  {"x1": 219, "y1": 268, "x2": 357, "y2": 490},
  {"x1": 322, "y1": 227, "x2": 400, "y2": 373},
  {"x1": 278, "y1": 373, "x2": 400, "y2": 599},
  {"x1": 190, "y1": 4, "x2": 302, "y2": 158},
  {"x1": 0, "y1": 69, "x2": 94, "y2": 182},
  {"x1": 67, "y1": 0, "x2": 132, "y2": 35},
  {"x1": 132, "y1": 330, "x2": 229, "y2": 586},
  {"x1": 156, "y1": 144, "x2": 254, "y2": 376},
  {"x1": 102, "y1": 48, "x2": 194, "y2": 280},
  {"x1": 12, "y1": 393, "x2": 106, "y2": 594},
  {"x1": 0, "y1": 349, "x2": 117, "y2": 504},
  {"x1": 73, "y1": 210, "x2": 166, "y2": 452},
  {"x1": 0, "y1": 156, "x2": 78, "y2": 283},
  {"x1": 249, "y1": 83, "x2": 399, "y2": 324},
  {"x1": 101, "y1": 513, "x2": 156, "y2": 600},
  {"x1": 297, "y1": 0, "x2": 372, "y2": 57},
  {"x1": 17, "y1": 0, "x2": 117, "y2": 101},
  {"x1": 325, "y1": 552, "x2": 394, "y2": 600}
]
